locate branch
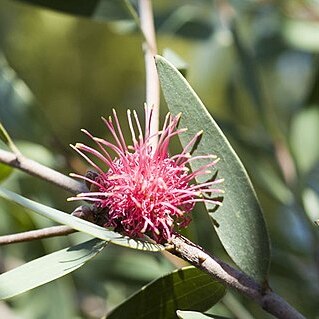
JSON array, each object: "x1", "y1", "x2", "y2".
[
  {"x1": 0, "y1": 147, "x2": 307, "y2": 318},
  {"x1": 138, "y1": 0, "x2": 160, "y2": 148},
  {"x1": 0, "y1": 149, "x2": 84, "y2": 245},
  {"x1": 0, "y1": 226, "x2": 75, "y2": 245},
  {"x1": 0, "y1": 221, "x2": 306, "y2": 319},
  {"x1": 0, "y1": 149, "x2": 87, "y2": 194},
  {"x1": 168, "y1": 235, "x2": 306, "y2": 319},
  {"x1": 0, "y1": 6, "x2": 306, "y2": 318},
  {"x1": 0, "y1": 205, "x2": 96, "y2": 246}
]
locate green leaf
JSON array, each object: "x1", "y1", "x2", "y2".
[
  {"x1": 0, "y1": 238, "x2": 105, "y2": 300},
  {"x1": 155, "y1": 55, "x2": 270, "y2": 283},
  {"x1": 177, "y1": 310, "x2": 231, "y2": 319},
  {"x1": 0, "y1": 186, "x2": 164, "y2": 251},
  {"x1": 14, "y1": 0, "x2": 131, "y2": 22},
  {"x1": 107, "y1": 266, "x2": 226, "y2": 319}
]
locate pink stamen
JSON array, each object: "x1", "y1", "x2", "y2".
[{"x1": 70, "y1": 108, "x2": 223, "y2": 243}]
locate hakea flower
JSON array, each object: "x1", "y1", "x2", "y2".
[{"x1": 69, "y1": 107, "x2": 224, "y2": 243}]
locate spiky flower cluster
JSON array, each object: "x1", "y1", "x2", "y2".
[{"x1": 69, "y1": 107, "x2": 223, "y2": 243}]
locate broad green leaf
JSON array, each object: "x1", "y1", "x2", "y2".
[
  {"x1": 107, "y1": 266, "x2": 226, "y2": 319},
  {"x1": 155, "y1": 55, "x2": 270, "y2": 283},
  {"x1": 0, "y1": 186, "x2": 164, "y2": 251},
  {"x1": 177, "y1": 310, "x2": 231, "y2": 319},
  {"x1": 14, "y1": 0, "x2": 131, "y2": 22},
  {"x1": 0, "y1": 238, "x2": 105, "y2": 299}
]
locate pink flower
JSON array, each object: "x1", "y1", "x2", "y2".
[{"x1": 69, "y1": 107, "x2": 223, "y2": 243}]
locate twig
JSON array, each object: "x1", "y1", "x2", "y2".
[
  {"x1": 0, "y1": 226, "x2": 75, "y2": 245},
  {"x1": 0, "y1": 149, "x2": 87, "y2": 194},
  {"x1": 0, "y1": 149, "x2": 83, "y2": 245},
  {"x1": 168, "y1": 235, "x2": 306, "y2": 319},
  {"x1": 0, "y1": 148, "x2": 306, "y2": 318},
  {"x1": 0, "y1": 4, "x2": 307, "y2": 317},
  {"x1": 138, "y1": 0, "x2": 160, "y2": 148},
  {"x1": 0, "y1": 221, "x2": 306, "y2": 318}
]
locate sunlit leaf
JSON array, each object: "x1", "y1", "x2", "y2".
[
  {"x1": 0, "y1": 186, "x2": 164, "y2": 251},
  {"x1": 107, "y1": 266, "x2": 226, "y2": 319},
  {"x1": 0, "y1": 238, "x2": 106, "y2": 299},
  {"x1": 177, "y1": 310, "x2": 231, "y2": 319},
  {"x1": 155, "y1": 55, "x2": 270, "y2": 283}
]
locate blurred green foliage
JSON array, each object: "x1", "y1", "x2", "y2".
[{"x1": 0, "y1": 0, "x2": 318, "y2": 318}]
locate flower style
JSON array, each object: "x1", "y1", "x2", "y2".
[{"x1": 69, "y1": 107, "x2": 223, "y2": 243}]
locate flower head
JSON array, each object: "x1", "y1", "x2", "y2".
[{"x1": 69, "y1": 107, "x2": 223, "y2": 243}]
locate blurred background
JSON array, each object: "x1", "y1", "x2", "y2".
[{"x1": 0, "y1": 0, "x2": 318, "y2": 318}]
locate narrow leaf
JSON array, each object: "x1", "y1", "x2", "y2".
[
  {"x1": 177, "y1": 310, "x2": 231, "y2": 319},
  {"x1": 0, "y1": 238, "x2": 105, "y2": 299},
  {"x1": 0, "y1": 186, "x2": 164, "y2": 251},
  {"x1": 155, "y1": 55, "x2": 270, "y2": 282},
  {"x1": 107, "y1": 266, "x2": 226, "y2": 319}
]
